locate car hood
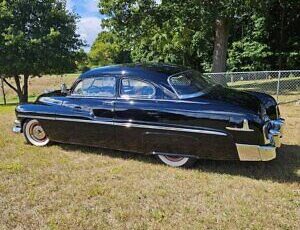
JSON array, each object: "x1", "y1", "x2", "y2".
[
  {"x1": 192, "y1": 85, "x2": 263, "y2": 115},
  {"x1": 36, "y1": 90, "x2": 67, "y2": 101}
]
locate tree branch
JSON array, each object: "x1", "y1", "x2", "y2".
[
  {"x1": 2, "y1": 78, "x2": 18, "y2": 93},
  {"x1": 14, "y1": 75, "x2": 22, "y2": 94}
]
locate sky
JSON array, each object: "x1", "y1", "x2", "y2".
[
  {"x1": 66, "y1": 0, "x2": 161, "y2": 52},
  {"x1": 66, "y1": 0, "x2": 105, "y2": 52}
]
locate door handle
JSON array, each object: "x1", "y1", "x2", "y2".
[
  {"x1": 73, "y1": 106, "x2": 82, "y2": 110},
  {"x1": 147, "y1": 111, "x2": 159, "y2": 116}
]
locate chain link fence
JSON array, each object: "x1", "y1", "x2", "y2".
[
  {"x1": 204, "y1": 70, "x2": 300, "y2": 104},
  {"x1": 1, "y1": 71, "x2": 299, "y2": 105}
]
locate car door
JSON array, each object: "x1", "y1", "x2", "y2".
[
  {"x1": 114, "y1": 77, "x2": 160, "y2": 153},
  {"x1": 114, "y1": 76, "x2": 231, "y2": 158},
  {"x1": 53, "y1": 76, "x2": 116, "y2": 148}
]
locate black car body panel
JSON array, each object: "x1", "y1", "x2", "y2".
[{"x1": 14, "y1": 63, "x2": 284, "y2": 162}]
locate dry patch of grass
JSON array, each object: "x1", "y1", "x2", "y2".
[
  {"x1": 0, "y1": 74, "x2": 79, "y2": 104},
  {"x1": 0, "y1": 105, "x2": 299, "y2": 229}
]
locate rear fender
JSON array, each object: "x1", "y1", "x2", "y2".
[{"x1": 143, "y1": 131, "x2": 239, "y2": 160}]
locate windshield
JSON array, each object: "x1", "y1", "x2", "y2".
[{"x1": 168, "y1": 70, "x2": 215, "y2": 99}]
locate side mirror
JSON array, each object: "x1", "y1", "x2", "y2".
[{"x1": 60, "y1": 83, "x2": 68, "y2": 94}]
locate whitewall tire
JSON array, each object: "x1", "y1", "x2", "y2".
[
  {"x1": 157, "y1": 155, "x2": 196, "y2": 167},
  {"x1": 23, "y1": 119, "x2": 50, "y2": 147}
]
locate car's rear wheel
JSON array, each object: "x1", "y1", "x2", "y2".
[
  {"x1": 157, "y1": 154, "x2": 197, "y2": 167},
  {"x1": 23, "y1": 119, "x2": 50, "y2": 146}
]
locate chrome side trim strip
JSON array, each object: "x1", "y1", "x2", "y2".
[
  {"x1": 67, "y1": 95, "x2": 208, "y2": 105},
  {"x1": 118, "y1": 122, "x2": 226, "y2": 135},
  {"x1": 17, "y1": 115, "x2": 227, "y2": 136},
  {"x1": 151, "y1": 151, "x2": 198, "y2": 159}
]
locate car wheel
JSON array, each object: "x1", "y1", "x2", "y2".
[
  {"x1": 23, "y1": 119, "x2": 50, "y2": 147},
  {"x1": 157, "y1": 155, "x2": 197, "y2": 167}
]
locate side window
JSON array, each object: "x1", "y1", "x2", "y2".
[
  {"x1": 72, "y1": 76, "x2": 116, "y2": 97},
  {"x1": 120, "y1": 78, "x2": 156, "y2": 99}
]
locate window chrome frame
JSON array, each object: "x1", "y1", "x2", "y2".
[
  {"x1": 70, "y1": 76, "x2": 117, "y2": 98},
  {"x1": 119, "y1": 77, "x2": 156, "y2": 99},
  {"x1": 167, "y1": 70, "x2": 207, "y2": 99}
]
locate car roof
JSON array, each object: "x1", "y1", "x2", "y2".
[{"x1": 79, "y1": 63, "x2": 189, "y2": 85}]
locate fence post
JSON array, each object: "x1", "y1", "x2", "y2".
[
  {"x1": 1, "y1": 78, "x2": 6, "y2": 105},
  {"x1": 276, "y1": 71, "x2": 281, "y2": 102}
]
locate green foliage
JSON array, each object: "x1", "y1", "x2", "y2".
[
  {"x1": 264, "y1": 0, "x2": 300, "y2": 69},
  {"x1": 76, "y1": 49, "x2": 90, "y2": 73},
  {"x1": 88, "y1": 31, "x2": 131, "y2": 67},
  {"x1": 99, "y1": 0, "x2": 216, "y2": 71},
  {"x1": 227, "y1": 15, "x2": 272, "y2": 71},
  {"x1": 98, "y1": 0, "x2": 299, "y2": 72},
  {"x1": 0, "y1": 0, "x2": 83, "y2": 76},
  {"x1": 0, "y1": 0, "x2": 83, "y2": 102}
]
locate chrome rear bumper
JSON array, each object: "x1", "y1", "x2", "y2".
[
  {"x1": 237, "y1": 118, "x2": 285, "y2": 161},
  {"x1": 236, "y1": 144, "x2": 277, "y2": 161}
]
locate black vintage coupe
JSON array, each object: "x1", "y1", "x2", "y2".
[{"x1": 13, "y1": 63, "x2": 284, "y2": 167}]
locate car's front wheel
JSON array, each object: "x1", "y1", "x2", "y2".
[
  {"x1": 157, "y1": 155, "x2": 197, "y2": 167},
  {"x1": 23, "y1": 119, "x2": 50, "y2": 147}
]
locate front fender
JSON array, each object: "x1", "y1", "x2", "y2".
[{"x1": 15, "y1": 101, "x2": 61, "y2": 132}]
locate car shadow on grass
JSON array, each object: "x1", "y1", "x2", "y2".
[
  {"x1": 58, "y1": 143, "x2": 299, "y2": 184},
  {"x1": 195, "y1": 144, "x2": 300, "y2": 184},
  {"x1": 58, "y1": 143, "x2": 158, "y2": 164}
]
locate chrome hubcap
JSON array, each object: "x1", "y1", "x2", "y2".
[
  {"x1": 32, "y1": 126, "x2": 46, "y2": 140},
  {"x1": 29, "y1": 122, "x2": 47, "y2": 142},
  {"x1": 25, "y1": 119, "x2": 49, "y2": 147}
]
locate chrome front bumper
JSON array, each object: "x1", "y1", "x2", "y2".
[
  {"x1": 12, "y1": 120, "x2": 22, "y2": 133},
  {"x1": 237, "y1": 118, "x2": 285, "y2": 161}
]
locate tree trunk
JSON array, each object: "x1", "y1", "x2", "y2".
[
  {"x1": 22, "y1": 74, "x2": 29, "y2": 103},
  {"x1": 2, "y1": 75, "x2": 29, "y2": 104},
  {"x1": 1, "y1": 78, "x2": 6, "y2": 105},
  {"x1": 14, "y1": 75, "x2": 28, "y2": 103},
  {"x1": 212, "y1": 18, "x2": 230, "y2": 74},
  {"x1": 278, "y1": 1, "x2": 285, "y2": 69}
]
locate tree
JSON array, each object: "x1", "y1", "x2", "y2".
[
  {"x1": 264, "y1": 0, "x2": 300, "y2": 69},
  {"x1": 88, "y1": 31, "x2": 131, "y2": 67},
  {"x1": 0, "y1": 77, "x2": 6, "y2": 105},
  {"x1": 199, "y1": 0, "x2": 255, "y2": 73},
  {"x1": 99, "y1": 0, "x2": 255, "y2": 73},
  {"x1": 227, "y1": 15, "x2": 272, "y2": 71},
  {"x1": 99, "y1": 0, "x2": 213, "y2": 71},
  {"x1": 211, "y1": 18, "x2": 230, "y2": 73},
  {"x1": 0, "y1": 0, "x2": 83, "y2": 103},
  {"x1": 227, "y1": 0, "x2": 300, "y2": 71},
  {"x1": 99, "y1": 0, "x2": 299, "y2": 72},
  {"x1": 76, "y1": 49, "x2": 90, "y2": 73}
]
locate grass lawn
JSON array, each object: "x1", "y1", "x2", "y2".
[{"x1": 0, "y1": 103, "x2": 299, "y2": 229}]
